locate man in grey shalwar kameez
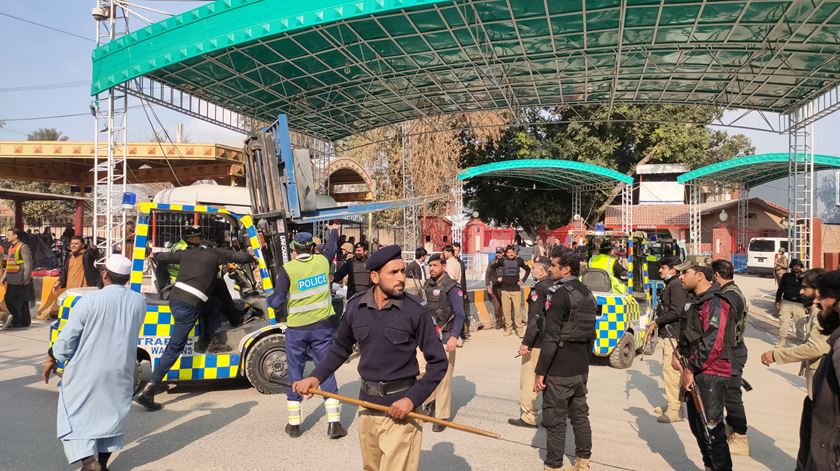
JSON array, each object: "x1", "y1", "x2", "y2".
[{"x1": 43, "y1": 255, "x2": 145, "y2": 471}]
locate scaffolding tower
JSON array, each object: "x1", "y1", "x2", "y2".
[
  {"x1": 92, "y1": 1, "x2": 130, "y2": 260},
  {"x1": 787, "y1": 104, "x2": 816, "y2": 267},
  {"x1": 402, "y1": 122, "x2": 419, "y2": 250}
]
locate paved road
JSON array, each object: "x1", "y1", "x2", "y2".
[{"x1": 0, "y1": 274, "x2": 806, "y2": 470}]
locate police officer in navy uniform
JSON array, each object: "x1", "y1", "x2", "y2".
[
  {"x1": 293, "y1": 245, "x2": 447, "y2": 471},
  {"x1": 509, "y1": 254, "x2": 552, "y2": 429},
  {"x1": 422, "y1": 253, "x2": 465, "y2": 432},
  {"x1": 535, "y1": 248, "x2": 597, "y2": 471},
  {"x1": 331, "y1": 242, "x2": 371, "y2": 299}
]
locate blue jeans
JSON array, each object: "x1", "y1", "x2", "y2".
[
  {"x1": 285, "y1": 318, "x2": 338, "y2": 401},
  {"x1": 151, "y1": 299, "x2": 200, "y2": 383}
]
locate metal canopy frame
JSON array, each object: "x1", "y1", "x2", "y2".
[
  {"x1": 458, "y1": 158, "x2": 635, "y2": 231},
  {"x1": 90, "y1": 0, "x2": 840, "y2": 264},
  {"x1": 91, "y1": 0, "x2": 840, "y2": 142},
  {"x1": 679, "y1": 151, "x2": 840, "y2": 261}
]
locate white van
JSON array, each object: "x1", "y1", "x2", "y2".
[{"x1": 747, "y1": 237, "x2": 789, "y2": 275}]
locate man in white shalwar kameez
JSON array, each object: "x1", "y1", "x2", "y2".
[{"x1": 43, "y1": 255, "x2": 145, "y2": 471}]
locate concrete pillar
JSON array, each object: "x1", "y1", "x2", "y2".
[
  {"x1": 14, "y1": 200, "x2": 23, "y2": 230},
  {"x1": 812, "y1": 218, "x2": 823, "y2": 268}
]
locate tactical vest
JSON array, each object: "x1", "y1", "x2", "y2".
[
  {"x1": 284, "y1": 254, "x2": 334, "y2": 328},
  {"x1": 352, "y1": 258, "x2": 371, "y2": 292},
  {"x1": 528, "y1": 279, "x2": 551, "y2": 334},
  {"x1": 721, "y1": 283, "x2": 748, "y2": 347},
  {"x1": 548, "y1": 280, "x2": 598, "y2": 344},
  {"x1": 424, "y1": 273, "x2": 457, "y2": 333},
  {"x1": 682, "y1": 293, "x2": 734, "y2": 360},
  {"x1": 5, "y1": 242, "x2": 23, "y2": 274},
  {"x1": 588, "y1": 254, "x2": 626, "y2": 294},
  {"x1": 502, "y1": 258, "x2": 520, "y2": 277}
]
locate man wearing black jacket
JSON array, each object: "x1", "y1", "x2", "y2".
[
  {"x1": 647, "y1": 256, "x2": 689, "y2": 423},
  {"x1": 508, "y1": 255, "x2": 552, "y2": 429},
  {"x1": 775, "y1": 258, "x2": 805, "y2": 348},
  {"x1": 712, "y1": 259, "x2": 750, "y2": 457},
  {"x1": 484, "y1": 247, "x2": 504, "y2": 329},
  {"x1": 133, "y1": 242, "x2": 255, "y2": 411},
  {"x1": 491, "y1": 245, "x2": 531, "y2": 337},
  {"x1": 535, "y1": 250, "x2": 596, "y2": 471}
]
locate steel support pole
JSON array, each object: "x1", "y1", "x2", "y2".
[
  {"x1": 787, "y1": 103, "x2": 815, "y2": 267},
  {"x1": 736, "y1": 183, "x2": 749, "y2": 253},
  {"x1": 401, "y1": 122, "x2": 419, "y2": 250},
  {"x1": 572, "y1": 186, "x2": 582, "y2": 226},
  {"x1": 621, "y1": 183, "x2": 633, "y2": 233},
  {"x1": 689, "y1": 183, "x2": 701, "y2": 255},
  {"x1": 451, "y1": 179, "x2": 464, "y2": 245}
]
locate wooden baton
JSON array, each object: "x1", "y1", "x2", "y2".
[{"x1": 275, "y1": 379, "x2": 500, "y2": 439}]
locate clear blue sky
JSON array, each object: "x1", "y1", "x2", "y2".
[{"x1": 1, "y1": 0, "x2": 838, "y2": 212}]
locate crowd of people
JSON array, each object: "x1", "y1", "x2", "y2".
[{"x1": 7, "y1": 221, "x2": 840, "y2": 471}]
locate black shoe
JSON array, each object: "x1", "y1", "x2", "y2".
[
  {"x1": 194, "y1": 336, "x2": 210, "y2": 353},
  {"x1": 285, "y1": 424, "x2": 301, "y2": 438},
  {"x1": 327, "y1": 422, "x2": 347, "y2": 439},
  {"x1": 432, "y1": 423, "x2": 446, "y2": 432},
  {"x1": 507, "y1": 418, "x2": 538, "y2": 429},
  {"x1": 133, "y1": 382, "x2": 163, "y2": 411}
]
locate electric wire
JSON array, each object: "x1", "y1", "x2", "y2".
[
  {"x1": 0, "y1": 11, "x2": 94, "y2": 42},
  {"x1": 0, "y1": 80, "x2": 89, "y2": 93}
]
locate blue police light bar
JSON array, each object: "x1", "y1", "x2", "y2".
[
  {"x1": 594, "y1": 223, "x2": 605, "y2": 234},
  {"x1": 122, "y1": 192, "x2": 136, "y2": 209}
]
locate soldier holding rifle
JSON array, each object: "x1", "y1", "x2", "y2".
[
  {"x1": 293, "y1": 245, "x2": 447, "y2": 471},
  {"x1": 672, "y1": 264, "x2": 734, "y2": 471}
]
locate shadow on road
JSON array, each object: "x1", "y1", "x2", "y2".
[
  {"x1": 748, "y1": 425, "x2": 795, "y2": 470},
  {"x1": 421, "y1": 442, "x2": 470, "y2": 470},
  {"x1": 626, "y1": 406, "x2": 698, "y2": 470},
  {"x1": 111, "y1": 400, "x2": 258, "y2": 469},
  {"x1": 625, "y1": 369, "x2": 663, "y2": 408},
  {"x1": 450, "y1": 375, "x2": 477, "y2": 420}
]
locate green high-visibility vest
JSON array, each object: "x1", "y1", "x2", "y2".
[
  {"x1": 285, "y1": 254, "x2": 334, "y2": 328},
  {"x1": 167, "y1": 239, "x2": 188, "y2": 282},
  {"x1": 588, "y1": 254, "x2": 627, "y2": 294}
]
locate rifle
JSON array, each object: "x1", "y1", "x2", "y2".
[
  {"x1": 640, "y1": 306, "x2": 659, "y2": 361},
  {"x1": 664, "y1": 324, "x2": 713, "y2": 445}
]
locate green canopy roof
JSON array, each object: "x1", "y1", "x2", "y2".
[
  {"x1": 92, "y1": 0, "x2": 840, "y2": 140},
  {"x1": 677, "y1": 153, "x2": 840, "y2": 187},
  {"x1": 458, "y1": 159, "x2": 633, "y2": 188}
]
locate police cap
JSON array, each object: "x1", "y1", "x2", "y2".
[
  {"x1": 428, "y1": 253, "x2": 444, "y2": 264},
  {"x1": 365, "y1": 244, "x2": 402, "y2": 271},
  {"x1": 354, "y1": 242, "x2": 368, "y2": 250},
  {"x1": 495, "y1": 247, "x2": 504, "y2": 254},
  {"x1": 183, "y1": 225, "x2": 201, "y2": 239},
  {"x1": 292, "y1": 231, "x2": 314, "y2": 247},
  {"x1": 532, "y1": 255, "x2": 551, "y2": 267}
]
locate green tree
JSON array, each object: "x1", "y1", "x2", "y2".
[
  {"x1": 27, "y1": 127, "x2": 69, "y2": 141},
  {"x1": 0, "y1": 128, "x2": 75, "y2": 225},
  {"x1": 459, "y1": 105, "x2": 755, "y2": 232}
]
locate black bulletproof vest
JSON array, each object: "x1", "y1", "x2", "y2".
[
  {"x1": 424, "y1": 274, "x2": 457, "y2": 331},
  {"x1": 549, "y1": 280, "x2": 597, "y2": 343},
  {"x1": 502, "y1": 258, "x2": 520, "y2": 277},
  {"x1": 352, "y1": 259, "x2": 372, "y2": 291}
]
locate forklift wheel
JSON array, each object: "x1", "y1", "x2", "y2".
[
  {"x1": 244, "y1": 334, "x2": 287, "y2": 394},
  {"x1": 609, "y1": 332, "x2": 636, "y2": 369}
]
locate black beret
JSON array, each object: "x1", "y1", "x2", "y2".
[
  {"x1": 428, "y1": 253, "x2": 444, "y2": 263},
  {"x1": 365, "y1": 244, "x2": 402, "y2": 271}
]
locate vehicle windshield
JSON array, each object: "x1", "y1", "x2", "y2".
[{"x1": 748, "y1": 239, "x2": 775, "y2": 252}]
